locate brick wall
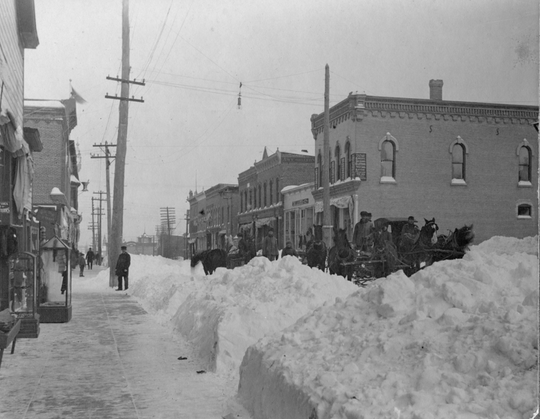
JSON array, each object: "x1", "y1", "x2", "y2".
[
  {"x1": 25, "y1": 118, "x2": 65, "y2": 204},
  {"x1": 316, "y1": 113, "x2": 538, "y2": 243}
]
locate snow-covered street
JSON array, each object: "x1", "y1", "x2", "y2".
[
  {"x1": 0, "y1": 235, "x2": 537, "y2": 419},
  {"x1": 0, "y1": 267, "x2": 250, "y2": 419}
]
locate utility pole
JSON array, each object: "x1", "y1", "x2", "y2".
[
  {"x1": 91, "y1": 142, "x2": 116, "y2": 270},
  {"x1": 184, "y1": 209, "x2": 190, "y2": 260},
  {"x1": 91, "y1": 198, "x2": 97, "y2": 251},
  {"x1": 93, "y1": 191, "x2": 106, "y2": 269},
  {"x1": 160, "y1": 207, "x2": 176, "y2": 259},
  {"x1": 322, "y1": 64, "x2": 332, "y2": 249},
  {"x1": 106, "y1": 0, "x2": 145, "y2": 287}
]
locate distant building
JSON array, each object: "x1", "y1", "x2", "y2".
[
  {"x1": 204, "y1": 184, "x2": 239, "y2": 250},
  {"x1": 310, "y1": 80, "x2": 538, "y2": 242},
  {"x1": 187, "y1": 190, "x2": 206, "y2": 257},
  {"x1": 127, "y1": 233, "x2": 156, "y2": 256},
  {"x1": 237, "y1": 148, "x2": 315, "y2": 250},
  {"x1": 282, "y1": 182, "x2": 315, "y2": 251}
]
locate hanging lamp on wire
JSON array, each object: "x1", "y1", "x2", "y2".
[{"x1": 237, "y1": 82, "x2": 242, "y2": 109}]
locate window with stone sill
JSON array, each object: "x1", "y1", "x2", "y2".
[{"x1": 517, "y1": 203, "x2": 532, "y2": 219}]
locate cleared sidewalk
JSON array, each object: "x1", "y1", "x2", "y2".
[{"x1": 0, "y1": 267, "x2": 247, "y2": 419}]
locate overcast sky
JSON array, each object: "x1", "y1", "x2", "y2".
[{"x1": 24, "y1": 0, "x2": 539, "y2": 247}]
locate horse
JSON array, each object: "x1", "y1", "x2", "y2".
[
  {"x1": 327, "y1": 227, "x2": 356, "y2": 280},
  {"x1": 191, "y1": 249, "x2": 228, "y2": 275},
  {"x1": 433, "y1": 224, "x2": 474, "y2": 262},
  {"x1": 306, "y1": 225, "x2": 327, "y2": 271},
  {"x1": 398, "y1": 218, "x2": 439, "y2": 276}
]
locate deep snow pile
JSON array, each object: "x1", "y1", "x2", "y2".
[
  {"x1": 126, "y1": 255, "x2": 358, "y2": 378},
  {"x1": 238, "y1": 237, "x2": 539, "y2": 419}
]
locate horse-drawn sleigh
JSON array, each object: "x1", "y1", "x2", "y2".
[{"x1": 305, "y1": 219, "x2": 474, "y2": 287}]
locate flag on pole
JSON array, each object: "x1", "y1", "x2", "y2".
[{"x1": 70, "y1": 81, "x2": 87, "y2": 104}]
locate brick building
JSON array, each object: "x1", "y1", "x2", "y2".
[
  {"x1": 25, "y1": 99, "x2": 82, "y2": 245},
  {"x1": 310, "y1": 80, "x2": 538, "y2": 243},
  {"x1": 237, "y1": 148, "x2": 315, "y2": 250},
  {"x1": 204, "y1": 183, "x2": 239, "y2": 250}
]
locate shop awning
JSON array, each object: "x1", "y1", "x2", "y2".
[
  {"x1": 239, "y1": 223, "x2": 252, "y2": 232},
  {"x1": 315, "y1": 195, "x2": 353, "y2": 213},
  {"x1": 255, "y1": 217, "x2": 275, "y2": 228}
]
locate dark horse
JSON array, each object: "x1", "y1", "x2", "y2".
[
  {"x1": 306, "y1": 225, "x2": 327, "y2": 271},
  {"x1": 398, "y1": 218, "x2": 439, "y2": 276},
  {"x1": 433, "y1": 225, "x2": 474, "y2": 262},
  {"x1": 327, "y1": 227, "x2": 356, "y2": 280},
  {"x1": 191, "y1": 249, "x2": 227, "y2": 275}
]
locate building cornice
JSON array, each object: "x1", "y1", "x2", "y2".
[{"x1": 311, "y1": 94, "x2": 539, "y2": 138}]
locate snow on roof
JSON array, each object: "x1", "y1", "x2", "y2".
[{"x1": 24, "y1": 100, "x2": 65, "y2": 109}]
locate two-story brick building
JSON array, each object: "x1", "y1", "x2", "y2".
[
  {"x1": 310, "y1": 80, "x2": 538, "y2": 243},
  {"x1": 204, "y1": 183, "x2": 239, "y2": 250},
  {"x1": 237, "y1": 148, "x2": 315, "y2": 250},
  {"x1": 25, "y1": 98, "x2": 81, "y2": 245}
]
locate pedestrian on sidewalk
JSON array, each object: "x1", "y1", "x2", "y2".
[
  {"x1": 115, "y1": 245, "x2": 131, "y2": 291},
  {"x1": 78, "y1": 252, "x2": 86, "y2": 277},
  {"x1": 86, "y1": 248, "x2": 95, "y2": 270}
]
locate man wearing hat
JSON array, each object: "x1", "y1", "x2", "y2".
[
  {"x1": 352, "y1": 211, "x2": 374, "y2": 252},
  {"x1": 115, "y1": 245, "x2": 131, "y2": 291},
  {"x1": 401, "y1": 216, "x2": 420, "y2": 242}
]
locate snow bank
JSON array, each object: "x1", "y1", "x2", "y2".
[
  {"x1": 127, "y1": 255, "x2": 357, "y2": 379},
  {"x1": 238, "y1": 236, "x2": 539, "y2": 419}
]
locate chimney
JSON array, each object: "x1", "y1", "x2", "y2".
[{"x1": 429, "y1": 79, "x2": 443, "y2": 101}]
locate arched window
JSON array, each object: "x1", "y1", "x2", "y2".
[
  {"x1": 275, "y1": 178, "x2": 280, "y2": 202},
  {"x1": 253, "y1": 187, "x2": 257, "y2": 208},
  {"x1": 249, "y1": 189, "x2": 252, "y2": 209},
  {"x1": 335, "y1": 143, "x2": 341, "y2": 181},
  {"x1": 518, "y1": 146, "x2": 531, "y2": 182},
  {"x1": 269, "y1": 180, "x2": 273, "y2": 204},
  {"x1": 452, "y1": 143, "x2": 465, "y2": 180},
  {"x1": 240, "y1": 192, "x2": 243, "y2": 213},
  {"x1": 258, "y1": 184, "x2": 262, "y2": 207},
  {"x1": 381, "y1": 140, "x2": 395, "y2": 178},
  {"x1": 345, "y1": 141, "x2": 351, "y2": 178},
  {"x1": 263, "y1": 182, "x2": 267, "y2": 207}
]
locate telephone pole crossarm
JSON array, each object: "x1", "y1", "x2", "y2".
[
  {"x1": 106, "y1": 75, "x2": 146, "y2": 86},
  {"x1": 105, "y1": 94, "x2": 144, "y2": 103}
]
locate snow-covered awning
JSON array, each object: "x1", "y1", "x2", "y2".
[
  {"x1": 70, "y1": 175, "x2": 81, "y2": 185},
  {"x1": 314, "y1": 196, "x2": 353, "y2": 213},
  {"x1": 255, "y1": 217, "x2": 275, "y2": 228}
]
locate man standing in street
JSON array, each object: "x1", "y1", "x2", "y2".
[
  {"x1": 115, "y1": 245, "x2": 131, "y2": 291},
  {"x1": 352, "y1": 211, "x2": 374, "y2": 252},
  {"x1": 86, "y1": 248, "x2": 95, "y2": 270}
]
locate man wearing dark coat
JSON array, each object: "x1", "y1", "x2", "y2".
[
  {"x1": 86, "y1": 248, "x2": 95, "y2": 270},
  {"x1": 115, "y1": 246, "x2": 131, "y2": 291}
]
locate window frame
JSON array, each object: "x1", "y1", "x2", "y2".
[
  {"x1": 378, "y1": 133, "x2": 399, "y2": 183},
  {"x1": 449, "y1": 136, "x2": 469, "y2": 186}
]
